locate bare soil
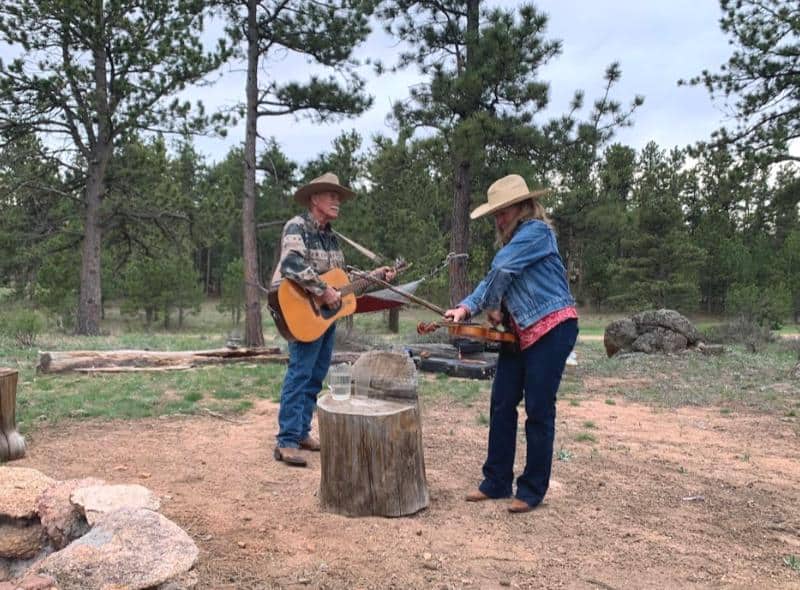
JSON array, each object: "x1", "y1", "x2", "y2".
[{"x1": 15, "y1": 375, "x2": 800, "y2": 590}]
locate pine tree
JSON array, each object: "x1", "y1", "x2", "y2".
[
  {"x1": 220, "y1": 0, "x2": 375, "y2": 346},
  {"x1": 0, "y1": 0, "x2": 229, "y2": 334},
  {"x1": 684, "y1": 0, "x2": 800, "y2": 164}
]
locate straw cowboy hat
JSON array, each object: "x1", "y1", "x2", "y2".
[
  {"x1": 293, "y1": 172, "x2": 355, "y2": 206},
  {"x1": 470, "y1": 174, "x2": 550, "y2": 219}
]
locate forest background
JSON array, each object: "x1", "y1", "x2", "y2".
[{"x1": 0, "y1": 0, "x2": 798, "y2": 345}]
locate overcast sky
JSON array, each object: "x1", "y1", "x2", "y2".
[
  {"x1": 188, "y1": 1, "x2": 734, "y2": 165},
  {"x1": 1, "y1": 2, "x2": 735, "y2": 165}
]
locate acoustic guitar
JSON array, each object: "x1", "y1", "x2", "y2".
[{"x1": 268, "y1": 263, "x2": 404, "y2": 343}]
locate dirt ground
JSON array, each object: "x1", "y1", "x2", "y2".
[{"x1": 15, "y1": 374, "x2": 800, "y2": 590}]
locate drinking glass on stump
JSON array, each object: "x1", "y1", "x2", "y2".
[{"x1": 327, "y1": 363, "x2": 352, "y2": 401}]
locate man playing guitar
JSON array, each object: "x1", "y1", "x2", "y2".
[{"x1": 270, "y1": 172, "x2": 396, "y2": 467}]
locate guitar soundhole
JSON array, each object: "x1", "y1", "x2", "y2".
[{"x1": 320, "y1": 302, "x2": 341, "y2": 319}]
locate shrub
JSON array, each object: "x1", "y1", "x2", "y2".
[
  {"x1": 726, "y1": 283, "x2": 791, "y2": 330},
  {"x1": 704, "y1": 315, "x2": 775, "y2": 352},
  {"x1": 0, "y1": 308, "x2": 45, "y2": 347}
]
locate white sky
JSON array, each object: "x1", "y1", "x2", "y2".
[
  {"x1": 1, "y1": 2, "x2": 735, "y2": 165},
  {"x1": 191, "y1": 1, "x2": 733, "y2": 164}
]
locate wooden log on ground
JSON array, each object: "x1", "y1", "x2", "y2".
[
  {"x1": 0, "y1": 369, "x2": 26, "y2": 461},
  {"x1": 37, "y1": 349, "x2": 362, "y2": 374},
  {"x1": 317, "y1": 393, "x2": 428, "y2": 517}
]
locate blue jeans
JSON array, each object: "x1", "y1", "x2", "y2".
[
  {"x1": 276, "y1": 324, "x2": 336, "y2": 448},
  {"x1": 478, "y1": 319, "x2": 578, "y2": 507}
]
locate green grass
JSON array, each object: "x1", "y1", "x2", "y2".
[
  {"x1": 419, "y1": 374, "x2": 486, "y2": 405},
  {"x1": 784, "y1": 555, "x2": 800, "y2": 572},
  {"x1": 575, "y1": 432, "x2": 597, "y2": 443},
  {"x1": 12, "y1": 363, "x2": 286, "y2": 432},
  {"x1": 2, "y1": 304, "x2": 798, "y2": 438},
  {"x1": 575, "y1": 339, "x2": 798, "y2": 413}
]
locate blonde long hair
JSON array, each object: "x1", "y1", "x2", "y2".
[{"x1": 495, "y1": 198, "x2": 553, "y2": 246}]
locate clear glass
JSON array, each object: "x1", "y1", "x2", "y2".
[{"x1": 327, "y1": 363, "x2": 352, "y2": 401}]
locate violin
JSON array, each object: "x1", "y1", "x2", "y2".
[
  {"x1": 417, "y1": 321, "x2": 518, "y2": 344},
  {"x1": 349, "y1": 270, "x2": 518, "y2": 345}
]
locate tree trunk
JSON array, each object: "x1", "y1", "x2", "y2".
[
  {"x1": 0, "y1": 369, "x2": 26, "y2": 461},
  {"x1": 449, "y1": 159, "x2": 472, "y2": 306},
  {"x1": 77, "y1": 160, "x2": 105, "y2": 335},
  {"x1": 205, "y1": 247, "x2": 212, "y2": 295},
  {"x1": 78, "y1": 25, "x2": 112, "y2": 336},
  {"x1": 317, "y1": 394, "x2": 428, "y2": 517},
  {"x1": 387, "y1": 308, "x2": 399, "y2": 333},
  {"x1": 242, "y1": 0, "x2": 265, "y2": 348}
]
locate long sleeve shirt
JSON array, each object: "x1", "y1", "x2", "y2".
[{"x1": 270, "y1": 212, "x2": 345, "y2": 296}]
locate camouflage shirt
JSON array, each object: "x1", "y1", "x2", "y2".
[{"x1": 271, "y1": 211, "x2": 345, "y2": 296}]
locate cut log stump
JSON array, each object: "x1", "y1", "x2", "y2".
[
  {"x1": 0, "y1": 369, "x2": 26, "y2": 461},
  {"x1": 317, "y1": 393, "x2": 428, "y2": 517}
]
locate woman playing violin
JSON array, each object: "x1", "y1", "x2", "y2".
[{"x1": 444, "y1": 174, "x2": 578, "y2": 514}]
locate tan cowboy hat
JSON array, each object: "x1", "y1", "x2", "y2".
[
  {"x1": 470, "y1": 174, "x2": 550, "y2": 219},
  {"x1": 293, "y1": 172, "x2": 355, "y2": 206}
]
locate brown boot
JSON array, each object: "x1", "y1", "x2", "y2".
[
  {"x1": 299, "y1": 435, "x2": 321, "y2": 452},
  {"x1": 273, "y1": 446, "x2": 307, "y2": 467},
  {"x1": 465, "y1": 489, "x2": 491, "y2": 502},
  {"x1": 507, "y1": 498, "x2": 534, "y2": 513}
]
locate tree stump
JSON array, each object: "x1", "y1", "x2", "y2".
[
  {"x1": 317, "y1": 394, "x2": 428, "y2": 517},
  {"x1": 0, "y1": 369, "x2": 26, "y2": 461}
]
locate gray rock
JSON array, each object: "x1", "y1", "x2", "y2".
[
  {"x1": 603, "y1": 318, "x2": 638, "y2": 357},
  {"x1": 0, "y1": 573, "x2": 58, "y2": 589},
  {"x1": 70, "y1": 484, "x2": 159, "y2": 526},
  {"x1": 0, "y1": 468, "x2": 55, "y2": 520},
  {"x1": 0, "y1": 521, "x2": 45, "y2": 560},
  {"x1": 36, "y1": 479, "x2": 104, "y2": 549},
  {"x1": 154, "y1": 570, "x2": 198, "y2": 589},
  {"x1": 604, "y1": 309, "x2": 702, "y2": 357},
  {"x1": 632, "y1": 309, "x2": 703, "y2": 344},
  {"x1": 632, "y1": 328, "x2": 688, "y2": 354},
  {"x1": 35, "y1": 508, "x2": 198, "y2": 590}
]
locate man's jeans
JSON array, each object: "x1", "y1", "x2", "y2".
[
  {"x1": 276, "y1": 324, "x2": 336, "y2": 448},
  {"x1": 478, "y1": 319, "x2": 578, "y2": 507}
]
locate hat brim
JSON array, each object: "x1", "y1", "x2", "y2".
[
  {"x1": 294, "y1": 182, "x2": 355, "y2": 205},
  {"x1": 469, "y1": 188, "x2": 550, "y2": 219}
]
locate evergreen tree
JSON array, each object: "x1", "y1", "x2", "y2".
[
  {"x1": 684, "y1": 0, "x2": 800, "y2": 164},
  {"x1": 220, "y1": 0, "x2": 375, "y2": 347},
  {"x1": 607, "y1": 143, "x2": 704, "y2": 311},
  {"x1": 377, "y1": 1, "x2": 642, "y2": 304},
  {"x1": 0, "y1": 0, "x2": 229, "y2": 334}
]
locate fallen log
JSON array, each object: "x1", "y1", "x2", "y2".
[{"x1": 37, "y1": 348, "x2": 362, "y2": 374}]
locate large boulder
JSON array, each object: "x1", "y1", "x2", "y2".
[
  {"x1": 2, "y1": 469, "x2": 195, "y2": 590},
  {"x1": 604, "y1": 309, "x2": 704, "y2": 357},
  {"x1": 0, "y1": 468, "x2": 54, "y2": 520},
  {"x1": 36, "y1": 478, "x2": 105, "y2": 549},
  {"x1": 35, "y1": 508, "x2": 198, "y2": 590},
  {"x1": 70, "y1": 484, "x2": 160, "y2": 526}
]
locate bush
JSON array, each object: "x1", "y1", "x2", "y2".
[
  {"x1": 726, "y1": 283, "x2": 791, "y2": 330},
  {"x1": 704, "y1": 315, "x2": 775, "y2": 352},
  {"x1": 0, "y1": 308, "x2": 45, "y2": 347}
]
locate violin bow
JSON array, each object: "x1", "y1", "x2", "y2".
[{"x1": 347, "y1": 268, "x2": 448, "y2": 316}]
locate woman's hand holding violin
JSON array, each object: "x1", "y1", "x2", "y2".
[{"x1": 443, "y1": 306, "x2": 470, "y2": 323}]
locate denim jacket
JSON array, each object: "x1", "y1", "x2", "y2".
[{"x1": 459, "y1": 220, "x2": 575, "y2": 330}]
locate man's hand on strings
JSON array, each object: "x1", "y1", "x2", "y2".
[
  {"x1": 320, "y1": 286, "x2": 341, "y2": 308},
  {"x1": 443, "y1": 306, "x2": 469, "y2": 323}
]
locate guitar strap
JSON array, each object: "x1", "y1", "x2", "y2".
[{"x1": 332, "y1": 230, "x2": 385, "y2": 264}]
